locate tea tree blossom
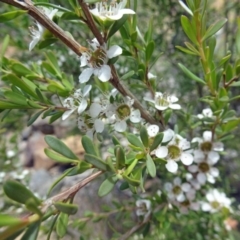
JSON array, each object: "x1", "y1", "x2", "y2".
[
  {"x1": 155, "y1": 134, "x2": 193, "y2": 173},
  {"x1": 197, "y1": 108, "x2": 213, "y2": 119},
  {"x1": 29, "y1": 7, "x2": 58, "y2": 51},
  {"x1": 109, "y1": 97, "x2": 141, "y2": 132},
  {"x1": 90, "y1": 0, "x2": 135, "y2": 21},
  {"x1": 192, "y1": 131, "x2": 224, "y2": 153},
  {"x1": 62, "y1": 85, "x2": 92, "y2": 120},
  {"x1": 136, "y1": 199, "x2": 151, "y2": 217},
  {"x1": 201, "y1": 189, "x2": 232, "y2": 213},
  {"x1": 188, "y1": 150, "x2": 220, "y2": 185},
  {"x1": 164, "y1": 177, "x2": 193, "y2": 202},
  {"x1": 78, "y1": 114, "x2": 104, "y2": 139},
  {"x1": 144, "y1": 92, "x2": 181, "y2": 111},
  {"x1": 79, "y1": 39, "x2": 122, "y2": 83}
]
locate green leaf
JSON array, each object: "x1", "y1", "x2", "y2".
[
  {"x1": 108, "y1": 15, "x2": 129, "y2": 39},
  {"x1": 98, "y1": 175, "x2": 118, "y2": 197},
  {"x1": 81, "y1": 135, "x2": 97, "y2": 156},
  {"x1": 20, "y1": 222, "x2": 40, "y2": 240},
  {"x1": 4, "y1": 91, "x2": 28, "y2": 106},
  {"x1": 127, "y1": 134, "x2": 144, "y2": 149},
  {"x1": 202, "y1": 19, "x2": 227, "y2": 42},
  {"x1": 176, "y1": 46, "x2": 198, "y2": 55},
  {"x1": 11, "y1": 62, "x2": 32, "y2": 76},
  {"x1": 3, "y1": 180, "x2": 41, "y2": 205},
  {"x1": 45, "y1": 51, "x2": 62, "y2": 78},
  {"x1": 44, "y1": 135, "x2": 78, "y2": 160},
  {"x1": 44, "y1": 148, "x2": 79, "y2": 164},
  {"x1": 54, "y1": 202, "x2": 78, "y2": 215},
  {"x1": 145, "y1": 41, "x2": 155, "y2": 63},
  {"x1": 181, "y1": 15, "x2": 197, "y2": 44},
  {"x1": 38, "y1": 38, "x2": 58, "y2": 49},
  {"x1": 49, "y1": 111, "x2": 63, "y2": 124},
  {"x1": 122, "y1": 174, "x2": 140, "y2": 187},
  {"x1": 121, "y1": 70, "x2": 135, "y2": 80},
  {"x1": 0, "y1": 35, "x2": 10, "y2": 62},
  {"x1": 124, "y1": 158, "x2": 138, "y2": 176},
  {"x1": 0, "y1": 100, "x2": 28, "y2": 109},
  {"x1": 146, "y1": 154, "x2": 156, "y2": 177},
  {"x1": 150, "y1": 133, "x2": 164, "y2": 151},
  {"x1": 112, "y1": 135, "x2": 121, "y2": 146},
  {"x1": 84, "y1": 154, "x2": 107, "y2": 171},
  {"x1": 25, "y1": 198, "x2": 42, "y2": 216},
  {"x1": 56, "y1": 213, "x2": 68, "y2": 238},
  {"x1": 0, "y1": 214, "x2": 22, "y2": 227},
  {"x1": 47, "y1": 168, "x2": 74, "y2": 196},
  {"x1": 178, "y1": 63, "x2": 205, "y2": 84},
  {"x1": 2, "y1": 74, "x2": 38, "y2": 98},
  {"x1": 140, "y1": 126, "x2": 149, "y2": 148},
  {"x1": 27, "y1": 110, "x2": 45, "y2": 126},
  {"x1": 0, "y1": 10, "x2": 27, "y2": 23},
  {"x1": 115, "y1": 145, "x2": 125, "y2": 169}
]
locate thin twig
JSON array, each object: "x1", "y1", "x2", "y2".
[{"x1": 42, "y1": 170, "x2": 103, "y2": 212}]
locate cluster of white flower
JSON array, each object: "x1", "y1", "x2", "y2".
[{"x1": 147, "y1": 125, "x2": 193, "y2": 173}]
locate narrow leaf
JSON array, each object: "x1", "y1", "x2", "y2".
[
  {"x1": 98, "y1": 175, "x2": 118, "y2": 197},
  {"x1": 44, "y1": 135, "x2": 78, "y2": 160}
]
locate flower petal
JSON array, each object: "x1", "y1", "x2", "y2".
[
  {"x1": 130, "y1": 109, "x2": 141, "y2": 123},
  {"x1": 62, "y1": 108, "x2": 76, "y2": 121},
  {"x1": 97, "y1": 65, "x2": 111, "y2": 82},
  {"x1": 166, "y1": 160, "x2": 178, "y2": 173},
  {"x1": 203, "y1": 131, "x2": 212, "y2": 141},
  {"x1": 78, "y1": 99, "x2": 87, "y2": 114},
  {"x1": 162, "y1": 129, "x2": 174, "y2": 142},
  {"x1": 114, "y1": 120, "x2": 127, "y2": 132},
  {"x1": 79, "y1": 68, "x2": 93, "y2": 83},
  {"x1": 83, "y1": 84, "x2": 92, "y2": 96},
  {"x1": 197, "y1": 172, "x2": 206, "y2": 185},
  {"x1": 107, "y1": 45, "x2": 122, "y2": 58},
  {"x1": 89, "y1": 103, "x2": 102, "y2": 118},
  {"x1": 94, "y1": 119, "x2": 104, "y2": 133},
  {"x1": 155, "y1": 146, "x2": 168, "y2": 158},
  {"x1": 147, "y1": 125, "x2": 159, "y2": 137},
  {"x1": 181, "y1": 152, "x2": 193, "y2": 165},
  {"x1": 169, "y1": 103, "x2": 181, "y2": 110}
]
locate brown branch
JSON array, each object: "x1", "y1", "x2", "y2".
[
  {"x1": 1, "y1": 0, "x2": 87, "y2": 55},
  {"x1": 77, "y1": 0, "x2": 105, "y2": 45},
  {"x1": 42, "y1": 170, "x2": 103, "y2": 212}
]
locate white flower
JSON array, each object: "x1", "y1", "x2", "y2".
[
  {"x1": 78, "y1": 115, "x2": 104, "y2": 139},
  {"x1": 192, "y1": 131, "x2": 224, "y2": 152},
  {"x1": 188, "y1": 150, "x2": 219, "y2": 185},
  {"x1": 197, "y1": 108, "x2": 213, "y2": 119},
  {"x1": 136, "y1": 199, "x2": 151, "y2": 217},
  {"x1": 29, "y1": 7, "x2": 58, "y2": 51},
  {"x1": 156, "y1": 134, "x2": 193, "y2": 173},
  {"x1": 147, "y1": 72, "x2": 156, "y2": 79},
  {"x1": 144, "y1": 92, "x2": 181, "y2": 111},
  {"x1": 79, "y1": 38, "x2": 122, "y2": 83},
  {"x1": 90, "y1": 0, "x2": 135, "y2": 21},
  {"x1": 110, "y1": 97, "x2": 141, "y2": 132},
  {"x1": 147, "y1": 125, "x2": 159, "y2": 137},
  {"x1": 62, "y1": 85, "x2": 92, "y2": 120},
  {"x1": 201, "y1": 189, "x2": 232, "y2": 213},
  {"x1": 164, "y1": 177, "x2": 194, "y2": 202}
]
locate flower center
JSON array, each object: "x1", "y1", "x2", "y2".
[
  {"x1": 181, "y1": 199, "x2": 190, "y2": 207},
  {"x1": 211, "y1": 201, "x2": 220, "y2": 209},
  {"x1": 172, "y1": 185, "x2": 182, "y2": 195},
  {"x1": 116, "y1": 104, "x2": 131, "y2": 120},
  {"x1": 198, "y1": 162, "x2": 210, "y2": 173},
  {"x1": 155, "y1": 94, "x2": 169, "y2": 108},
  {"x1": 200, "y1": 141, "x2": 212, "y2": 152},
  {"x1": 90, "y1": 48, "x2": 107, "y2": 68},
  {"x1": 167, "y1": 145, "x2": 181, "y2": 160}
]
